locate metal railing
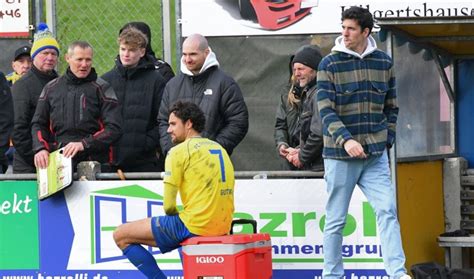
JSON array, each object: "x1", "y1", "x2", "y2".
[{"x1": 0, "y1": 170, "x2": 323, "y2": 181}]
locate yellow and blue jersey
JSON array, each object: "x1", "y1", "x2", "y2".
[{"x1": 164, "y1": 137, "x2": 235, "y2": 236}]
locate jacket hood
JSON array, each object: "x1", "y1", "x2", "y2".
[
  {"x1": 180, "y1": 47, "x2": 220, "y2": 76},
  {"x1": 332, "y1": 35, "x2": 377, "y2": 59}
]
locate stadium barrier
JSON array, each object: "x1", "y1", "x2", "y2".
[{"x1": 0, "y1": 163, "x2": 390, "y2": 279}]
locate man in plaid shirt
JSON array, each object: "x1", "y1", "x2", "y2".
[{"x1": 317, "y1": 6, "x2": 409, "y2": 279}]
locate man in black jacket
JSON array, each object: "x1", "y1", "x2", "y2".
[
  {"x1": 12, "y1": 23, "x2": 59, "y2": 173},
  {"x1": 32, "y1": 41, "x2": 121, "y2": 170},
  {"x1": 102, "y1": 26, "x2": 166, "y2": 172},
  {"x1": 158, "y1": 34, "x2": 249, "y2": 156},
  {"x1": 285, "y1": 45, "x2": 324, "y2": 171},
  {"x1": 0, "y1": 72, "x2": 13, "y2": 173}
]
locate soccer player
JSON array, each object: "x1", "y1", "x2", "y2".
[{"x1": 113, "y1": 101, "x2": 235, "y2": 278}]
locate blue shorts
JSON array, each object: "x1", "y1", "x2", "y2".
[{"x1": 151, "y1": 215, "x2": 197, "y2": 254}]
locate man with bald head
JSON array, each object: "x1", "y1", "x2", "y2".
[{"x1": 158, "y1": 34, "x2": 248, "y2": 156}]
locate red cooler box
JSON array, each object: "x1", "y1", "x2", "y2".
[{"x1": 181, "y1": 220, "x2": 272, "y2": 279}]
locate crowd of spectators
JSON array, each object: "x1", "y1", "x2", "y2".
[
  {"x1": 0, "y1": 7, "x2": 410, "y2": 277},
  {"x1": 0, "y1": 22, "x2": 249, "y2": 174}
]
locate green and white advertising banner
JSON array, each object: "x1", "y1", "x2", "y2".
[
  {"x1": 63, "y1": 179, "x2": 383, "y2": 272},
  {"x1": 65, "y1": 181, "x2": 182, "y2": 270},
  {"x1": 0, "y1": 181, "x2": 39, "y2": 269},
  {"x1": 233, "y1": 179, "x2": 383, "y2": 270}
]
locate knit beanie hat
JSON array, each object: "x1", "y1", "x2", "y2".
[
  {"x1": 31, "y1": 23, "x2": 60, "y2": 60},
  {"x1": 292, "y1": 44, "x2": 323, "y2": 71}
]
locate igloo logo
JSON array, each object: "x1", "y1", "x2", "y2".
[{"x1": 196, "y1": 256, "x2": 225, "y2": 264}]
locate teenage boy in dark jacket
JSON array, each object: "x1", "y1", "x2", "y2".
[
  {"x1": 102, "y1": 26, "x2": 166, "y2": 172},
  {"x1": 32, "y1": 41, "x2": 121, "y2": 170},
  {"x1": 119, "y1": 21, "x2": 174, "y2": 83}
]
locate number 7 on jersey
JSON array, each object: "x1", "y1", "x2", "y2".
[{"x1": 209, "y1": 149, "x2": 226, "y2": 182}]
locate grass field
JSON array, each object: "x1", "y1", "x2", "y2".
[{"x1": 55, "y1": 0, "x2": 177, "y2": 75}]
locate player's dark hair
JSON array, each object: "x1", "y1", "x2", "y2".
[{"x1": 169, "y1": 101, "x2": 206, "y2": 133}]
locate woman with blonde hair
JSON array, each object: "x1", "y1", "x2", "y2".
[{"x1": 274, "y1": 56, "x2": 303, "y2": 170}]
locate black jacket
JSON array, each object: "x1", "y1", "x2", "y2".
[
  {"x1": 102, "y1": 55, "x2": 166, "y2": 171},
  {"x1": 298, "y1": 80, "x2": 323, "y2": 171},
  {"x1": 158, "y1": 64, "x2": 248, "y2": 156},
  {"x1": 0, "y1": 72, "x2": 13, "y2": 173},
  {"x1": 12, "y1": 65, "x2": 58, "y2": 168},
  {"x1": 31, "y1": 68, "x2": 122, "y2": 164},
  {"x1": 274, "y1": 87, "x2": 302, "y2": 170},
  {"x1": 274, "y1": 87, "x2": 301, "y2": 150}
]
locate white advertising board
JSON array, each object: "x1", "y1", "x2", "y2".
[
  {"x1": 62, "y1": 179, "x2": 386, "y2": 277},
  {"x1": 0, "y1": 0, "x2": 29, "y2": 37},
  {"x1": 181, "y1": 0, "x2": 473, "y2": 36}
]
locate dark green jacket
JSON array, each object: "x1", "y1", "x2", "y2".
[{"x1": 274, "y1": 88, "x2": 301, "y2": 151}]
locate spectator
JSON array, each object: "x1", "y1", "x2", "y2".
[
  {"x1": 0, "y1": 72, "x2": 13, "y2": 174},
  {"x1": 6, "y1": 45, "x2": 32, "y2": 86},
  {"x1": 113, "y1": 101, "x2": 234, "y2": 279},
  {"x1": 31, "y1": 41, "x2": 121, "y2": 170},
  {"x1": 12, "y1": 23, "x2": 59, "y2": 173},
  {"x1": 317, "y1": 6, "x2": 408, "y2": 278},
  {"x1": 158, "y1": 33, "x2": 249, "y2": 156},
  {"x1": 274, "y1": 55, "x2": 302, "y2": 170},
  {"x1": 274, "y1": 75, "x2": 301, "y2": 170},
  {"x1": 119, "y1": 21, "x2": 175, "y2": 82},
  {"x1": 102, "y1": 26, "x2": 166, "y2": 172},
  {"x1": 285, "y1": 45, "x2": 324, "y2": 171},
  {"x1": 5, "y1": 46, "x2": 31, "y2": 167}
]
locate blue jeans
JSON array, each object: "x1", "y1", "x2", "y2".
[{"x1": 323, "y1": 150, "x2": 407, "y2": 278}]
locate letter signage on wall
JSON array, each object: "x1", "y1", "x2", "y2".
[
  {"x1": 0, "y1": 0, "x2": 29, "y2": 37},
  {"x1": 0, "y1": 181, "x2": 39, "y2": 269},
  {"x1": 181, "y1": 0, "x2": 473, "y2": 36}
]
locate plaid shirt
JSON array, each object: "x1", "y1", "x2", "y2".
[{"x1": 317, "y1": 49, "x2": 398, "y2": 160}]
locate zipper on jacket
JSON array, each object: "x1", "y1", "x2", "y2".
[{"x1": 79, "y1": 93, "x2": 85, "y2": 121}]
